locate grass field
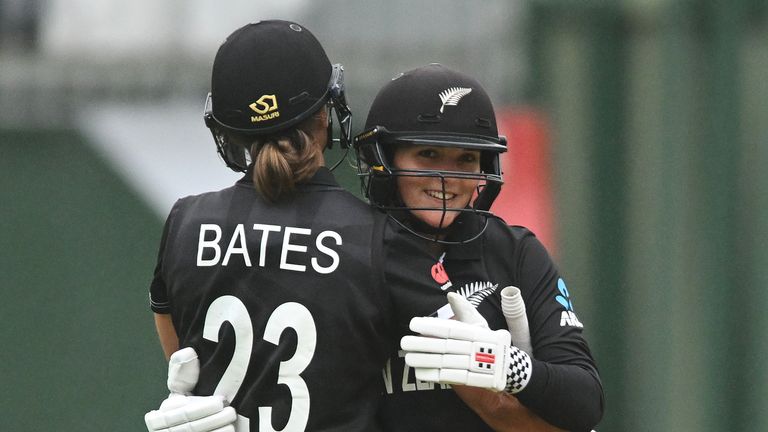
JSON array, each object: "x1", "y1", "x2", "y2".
[{"x1": 0, "y1": 129, "x2": 168, "y2": 431}]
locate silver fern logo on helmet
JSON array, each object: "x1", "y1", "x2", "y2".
[{"x1": 439, "y1": 87, "x2": 472, "y2": 113}]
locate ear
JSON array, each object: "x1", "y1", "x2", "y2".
[
  {"x1": 312, "y1": 106, "x2": 330, "y2": 127},
  {"x1": 323, "y1": 106, "x2": 331, "y2": 126}
]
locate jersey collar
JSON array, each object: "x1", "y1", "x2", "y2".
[
  {"x1": 302, "y1": 166, "x2": 339, "y2": 188},
  {"x1": 237, "y1": 166, "x2": 340, "y2": 189}
]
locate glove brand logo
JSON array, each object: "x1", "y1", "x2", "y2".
[
  {"x1": 475, "y1": 348, "x2": 496, "y2": 366},
  {"x1": 438, "y1": 87, "x2": 472, "y2": 113},
  {"x1": 249, "y1": 95, "x2": 280, "y2": 122},
  {"x1": 556, "y1": 278, "x2": 584, "y2": 328}
]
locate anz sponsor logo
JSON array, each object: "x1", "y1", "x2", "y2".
[{"x1": 556, "y1": 278, "x2": 583, "y2": 328}]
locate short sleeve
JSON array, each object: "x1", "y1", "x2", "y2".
[{"x1": 148, "y1": 203, "x2": 180, "y2": 314}]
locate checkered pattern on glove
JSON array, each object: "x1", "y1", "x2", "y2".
[{"x1": 504, "y1": 346, "x2": 532, "y2": 394}]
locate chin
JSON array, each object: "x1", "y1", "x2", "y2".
[{"x1": 417, "y1": 210, "x2": 460, "y2": 229}]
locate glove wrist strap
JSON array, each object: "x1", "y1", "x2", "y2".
[{"x1": 504, "y1": 347, "x2": 532, "y2": 394}]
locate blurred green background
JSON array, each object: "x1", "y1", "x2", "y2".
[{"x1": 1, "y1": 1, "x2": 766, "y2": 431}]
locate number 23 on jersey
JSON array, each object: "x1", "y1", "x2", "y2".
[{"x1": 203, "y1": 296, "x2": 317, "y2": 432}]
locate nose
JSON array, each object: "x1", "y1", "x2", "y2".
[{"x1": 437, "y1": 175, "x2": 468, "y2": 195}]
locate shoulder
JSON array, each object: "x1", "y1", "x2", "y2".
[
  {"x1": 161, "y1": 185, "x2": 242, "y2": 233},
  {"x1": 307, "y1": 184, "x2": 384, "y2": 227},
  {"x1": 327, "y1": 188, "x2": 378, "y2": 212},
  {"x1": 481, "y1": 218, "x2": 556, "y2": 267},
  {"x1": 483, "y1": 217, "x2": 539, "y2": 246},
  {"x1": 155, "y1": 181, "x2": 235, "y2": 213},
  {"x1": 177, "y1": 184, "x2": 241, "y2": 209}
]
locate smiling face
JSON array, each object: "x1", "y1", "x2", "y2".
[{"x1": 392, "y1": 144, "x2": 482, "y2": 229}]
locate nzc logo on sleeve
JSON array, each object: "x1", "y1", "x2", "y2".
[{"x1": 249, "y1": 94, "x2": 280, "y2": 122}]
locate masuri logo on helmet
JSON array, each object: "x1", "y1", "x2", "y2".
[{"x1": 249, "y1": 95, "x2": 280, "y2": 122}]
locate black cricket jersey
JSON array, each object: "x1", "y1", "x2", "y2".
[
  {"x1": 150, "y1": 168, "x2": 405, "y2": 432},
  {"x1": 379, "y1": 215, "x2": 604, "y2": 432}
]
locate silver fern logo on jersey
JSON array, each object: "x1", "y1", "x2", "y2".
[
  {"x1": 432, "y1": 281, "x2": 498, "y2": 319},
  {"x1": 438, "y1": 87, "x2": 472, "y2": 113},
  {"x1": 457, "y1": 281, "x2": 499, "y2": 307}
]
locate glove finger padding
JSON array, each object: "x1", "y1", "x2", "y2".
[
  {"x1": 402, "y1": 317, "x2": 513, "y2": 392},
  {"x1": 404, "y1": 353, "x2": 469, "y2": 369},
  {"x1": 150, "y1": 407, "x2": 236, "y2": 432},
  {"x1": 402, "y1": 294, "x2": 534, "y2": 394},
  {"x1": 447, "y1": 292, "x2": 489, "y2": 327},
  {"x1": 413, "y1": 366, "x2": 501, "y2": 390},
  {"x1": 206, "y1": 426, "x2": 236, "y2": 432},
  {"x1": 401, "y1": 334, "x2": 474, "y2": 354},
  {"x1": 146, "y1": 348, "x2": 239, "y2": 432},
  {"x1": 145, "y1": 395, "x2": 236, "y2": 432},
  {"x1": 409, "y1": 317, "x2": 511, "y2": 345},
  {"x1": 175, "y1": 406, "x2": 236, "y2": 432},
  {"x1": 158, "y1": 394, "x2": 194, "y2": 412},
  {"x1": 168, "y1": 347, "x2": 200, "y2": 395}
]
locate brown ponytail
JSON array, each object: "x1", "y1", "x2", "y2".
[{"x1": 248, "y1": 111, "x2": 326, "y2": 202}]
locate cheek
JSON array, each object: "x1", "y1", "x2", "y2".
[
  {"x1": 457, "y1": 178, "x2": 480, "y2": 194},
  {"x1": 396, "y1": 176, "x2": 420, "y2": 204},
  {"x1": 395, "y1": 175, "x2": 408, "y2": 196}
]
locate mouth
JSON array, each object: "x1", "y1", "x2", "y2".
[{"x1": 425, "y1": 190, "x2": 457, "y2": 201}]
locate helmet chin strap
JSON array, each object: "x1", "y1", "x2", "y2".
[
  {"x1": 398, "y1": 209, "x2": 451, "y2": 234},
  {"x1": 388, "y1": 208, "x2": 490, "y2": 245},
  {"x1": 325, "y1": 130, "x2": 349, "y2": 172},
  {"x1": 324, "y1": 103, "x2": 351, "y2": 171}
]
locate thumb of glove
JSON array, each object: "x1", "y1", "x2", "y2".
[
  {"x1": 167, "y1": 347, "x2": 200, "y2": 395},
  {"x1": 447, "y1": 292, "x2": 489, "y2": 328}
]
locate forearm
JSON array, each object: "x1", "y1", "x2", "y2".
[
  {"x1": 453, "y1": 385, "x2": 566, "y2": 432},
  {"x1": 153, "y1": 313, "x2": 179, "y2": 360},
  {"x1": 516, "y1": 359, "x2": 604, "y2": 432}
]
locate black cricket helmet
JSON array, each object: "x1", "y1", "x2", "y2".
[
  {"x1": 203, "y1": 20, "x2": 352, "y2": 172},
  {"x1": 353, "y1": 64, "x2": 507, "y2": 243}
]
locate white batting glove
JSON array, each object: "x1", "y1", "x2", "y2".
[
  {"x1": 401, "y1": 293, "x2": 533, "y2": 394},
  {"x1": 145, "y1": 347, "x2": 237, "y2": 432}
]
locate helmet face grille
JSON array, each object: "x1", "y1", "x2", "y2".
[
  {"x1": 362, "y1": 168, "x2": 499, "y2": 244},
  {"x1": 362, "y1": 160, "x2": 503, "y2": 212}
]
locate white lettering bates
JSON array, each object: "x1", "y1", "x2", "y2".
[{"x1": 196, "y1": 223, "x2": 342, "y2": 274}]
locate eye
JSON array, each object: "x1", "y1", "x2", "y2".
[
  {"x1": 416, "y1": 148, "x2": 439, "y2": 159},
  {"x1": 459, "y1": 152, "x2": 479, "y2": 164}
]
